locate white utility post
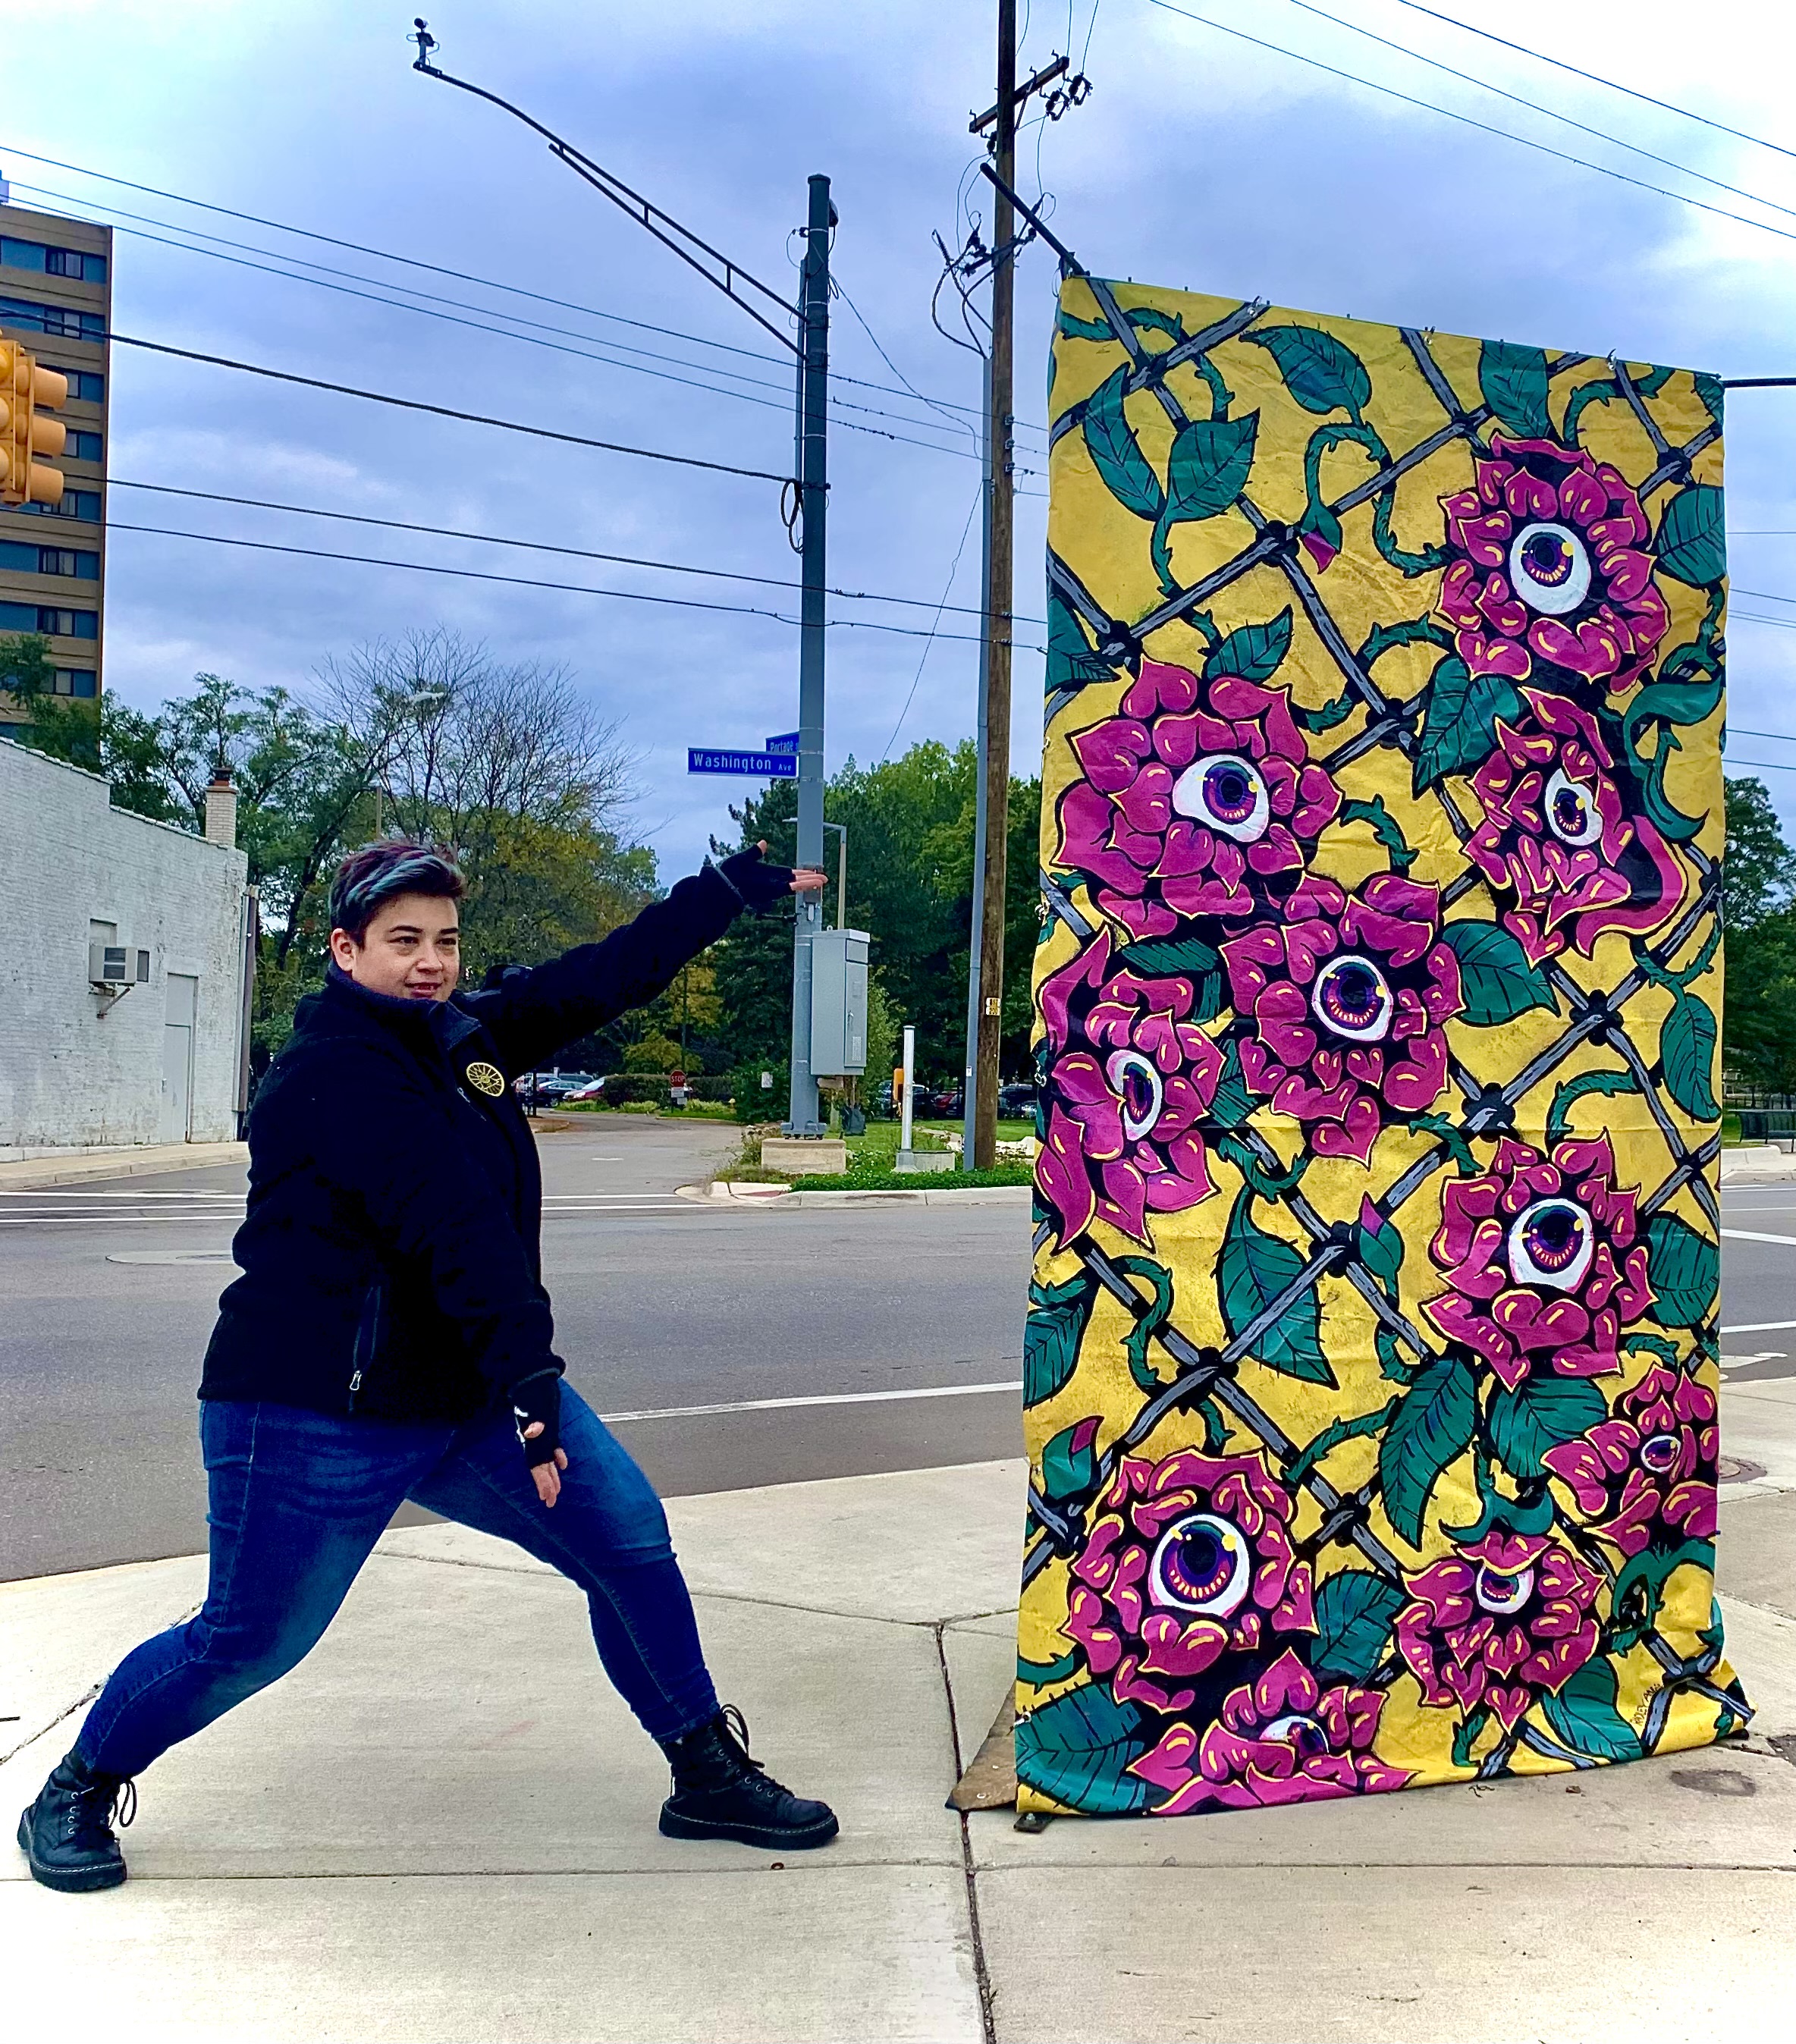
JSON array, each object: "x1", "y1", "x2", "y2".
[{"x1": 899, "y1": 1022, "x2": 915, "y2": 1154}]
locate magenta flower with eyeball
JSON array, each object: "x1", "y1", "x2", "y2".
[
  {"x1": 1466, "y1": 688, "x2": 1685, "y2": 968},
  {"x1": 1394, "y1": 1529, "x2": 1604, "y2": 1735},
  {"x1": 1129, "y1": 1648, "x2": 1411, "y2": 1814},
  {"x1": 1221, "y1": 872, "x2": 1464, "y2": 1166},
  {"x1": 1421, "y1": 1134, "x2": 1653, "y2": 1393},
  {"x1": 1036, "y1": 928, "x2": 1223, "y2": 1248},
  {"x1": 1053, "y1": 657, "x2": 1341, "y2": 940},
  {"x1": 1437, "y1": 437, "x2": 1669, "y2": 693},
  {"x1": 1542, "y1": 1364, "x2": 1718, "y2": 1559},
  {"x1": 1063, "y1": 1449, "x2": 1314, "y2": 1716}
]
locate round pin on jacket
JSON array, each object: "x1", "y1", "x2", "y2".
[{"x1": 464, "y1": 1060, "x2": 506, "y2": 1098}]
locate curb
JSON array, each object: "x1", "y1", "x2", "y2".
[{"x1": 0, "y1": 1141, "x2": 249, "y2": 1191}]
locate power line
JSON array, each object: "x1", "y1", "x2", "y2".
[
  {"x1": 1279, "y1": 0, "x2": 1796, "y2": 226},
  {"x1": 107, "y1": 334, "x2": 796, "y2": 484},
  {"x1": 1145, "y1": 0, "x2": 1796, "y2": 250},
  {"x1": 1732, "y1": 727, "x2": 1796, "y2": 743},
  {"x1": 106, "y1": 478, "x2": 1048, "y2": 623},
  {"x1": 881, "y1": 483, "x2": 985, "y2": 761},
  {"x1": 105, "y1": 520, "x2": 1048, "y2": 652},
  {"x1": 10, "y1": 177, "x2": 994, "y2": 456},
  {"x1": 1727, "y1": 758, "x2": 1796, "y2": 774},
  {"x1": 1393, "y1": 2, "x2": 1796, "y2": 168},
  {"x1": 0, "y1": 143, "x2": 999, "y2": 421}
]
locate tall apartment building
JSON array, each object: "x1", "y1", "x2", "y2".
[{"x1": 0, "y1": 188, "x2": 110, "y2": 732}]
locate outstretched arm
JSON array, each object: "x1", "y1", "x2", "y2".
[{"x1": 463, "y1": 845, "x2": 824, "y2": 1074}]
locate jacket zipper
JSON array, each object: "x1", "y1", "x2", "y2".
[{"x1": 347, "y1": 1279, "x2": 385, "y2": 1411}]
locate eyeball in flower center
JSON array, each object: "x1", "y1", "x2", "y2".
[
  {"x1": 1474, "y1": 1563, "x2": 1536, "y2": 1615},
  {"x1": 1105, "y1": 1048, "x2": 1165, "y2": 1144},
  {"x1": 1506, "y1": 1198, "x2": 1594, "y2": 1290},
  {"x1": 1149, "y1": 1512, "x2": 1252, "y2": 1617},
  {"x1": 1263, "y1": 1712, "x2": 1330, "y2": 1758},
  {"x1": 1171, "y1": 752, "x2": 1271, "y2": 843},
  {"x1": 1544, "y1": 766, "x2": 1604, "y2": 847},
  {"x1": 1310, "y1": 954, "x2": 1396, "y2": 1043},
  {"x1": 1639, "y1": 1431, "x2": 1681, "y2": 1477},
  {"x1": 1509, "y1": 521, "x2": 1593, "y2": 616}
]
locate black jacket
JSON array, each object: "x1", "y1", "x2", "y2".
[{"x1": 200, "y1": 862, "x2": 744, "y2": 1423}]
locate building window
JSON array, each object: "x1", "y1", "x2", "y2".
[
  {"x1": 32, "y1": 366, "x2": 104, "y2": 403},
  {"x1": 12, "y1": 488, "x2": 103, "y2": 522},
  {"x1": 1, "y1": 239, "x2": 106, "y2": 284},
  {"x1": 0, "y1": 540, "x2": 39, "y2": 573},
  {"x1": 50, "y1": 669, "x2": 98, "y2": 698},
  {"x1": 39, "y1": 547, "x2": 101, "y2": 579},
  {"x1": 0, "y1": 296, "x2": 106, "y2": 342},
  {"x1": 62, "y1": 430, "x2": 102, "y2": 463},
  {"x1": 28, "y1": 606, "x2": 99, "y2": 639}
]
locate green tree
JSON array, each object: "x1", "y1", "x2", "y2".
[
  {"x1": 1725, "y1": 774, "x2": 1796, "y2": 930},
  {"x1": 1722, "y1": 775, "x2": 1796, "y2": 1094}
]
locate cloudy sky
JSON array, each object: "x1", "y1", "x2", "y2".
[{"x1": 7, "y1": 0, "x2": 1796, "y2": 875}]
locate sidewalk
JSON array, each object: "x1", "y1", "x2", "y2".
[
  {"x1": 3, "y1": 1429, "x2": 1794, "y2": 2042},
  {"x1": 0, "y1": 1141, "x2": 247, "y2": 1191}
]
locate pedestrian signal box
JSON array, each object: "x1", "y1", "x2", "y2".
[
  {"x1": 0, "y1": 340, "x2": 69, "y2": 507},
  {"x1": 809, "y1": 928, "x2": 868, "y2": 1075}
]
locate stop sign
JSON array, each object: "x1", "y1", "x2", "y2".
[{"x1": 670, "y1": 1070, "x2": 686, "y2": 1088}]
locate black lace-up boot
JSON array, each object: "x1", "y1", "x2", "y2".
[
  {"x1": 17, "y1": 1750, "x2": 136, "y2": 1892},
  {"x1": 658, "y1": 1706, "x2": 838, "y2": 1850}
]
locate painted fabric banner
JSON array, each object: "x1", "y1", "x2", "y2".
[{"x1": 1018, "y1": 278, "x2": 1750, "y2": 1818}]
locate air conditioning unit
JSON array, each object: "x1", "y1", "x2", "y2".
[{"x1": 89, "y1": 943, "x2": 150, "y2": 991}]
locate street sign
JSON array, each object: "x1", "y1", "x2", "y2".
[
  {"x1": 766, "y1": 730, "x2": 800, "y2": 755},
  {"x1": 687, "y1": 747, "x2": 798, "y2": 778},
  {"x1": 670, "y1": 1070, "x2": 686, "y2": 1088}
]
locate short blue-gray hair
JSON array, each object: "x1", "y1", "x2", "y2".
[{"x1": 328, "y1": 839, "x2": 465, "y2": 944}]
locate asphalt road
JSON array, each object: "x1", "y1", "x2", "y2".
[
  {"x1": 5, "y1": 1119, "x2": 1794, "y2": 1581},
  {"x1": 0, "y1": 1119, "x2": 1032, "y2": 1579}
]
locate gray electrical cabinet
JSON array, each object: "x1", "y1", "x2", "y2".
[{"x1": 809, "y1": 927, "x2": 869, "y2": 1075}]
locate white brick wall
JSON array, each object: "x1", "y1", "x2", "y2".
[{"x1": 0, "y1": 738, "x2": 250, "y2": 1149}]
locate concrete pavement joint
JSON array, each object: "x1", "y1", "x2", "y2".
[
  {"x1": 29, "y1": 1856, "x2": 969, "y2": 1883},
  {"x1": 934, "y1": 1620, "x2": 998, "y2": 2044},
  {"x1": 2, "y1": 1599, "x2": 203, "y2": 1765}
]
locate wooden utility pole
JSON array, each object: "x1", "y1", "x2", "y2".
[{"x1": 972, "y1": 0, "x2": 1018, "y2": 1171}]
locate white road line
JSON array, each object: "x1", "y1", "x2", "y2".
[
  {"x1": 602, "y1": 1380, "x2": 1023, "y2": 1424},
  {"x1": 1721, "y1": 1320, "x2": 1796, "y2": 1333},
  {"x1": 1719, "y1": 1228, "x2": 1796, "y2": 1248}
]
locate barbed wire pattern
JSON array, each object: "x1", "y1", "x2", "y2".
[{"x1": 1016, "y1": 277, "x2": 1748, "y2": 1817}]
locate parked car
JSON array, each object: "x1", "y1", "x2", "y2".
[
  {"x1": 998, "y1": 1082, "x2": 1039, "y2": 1118},
  {"x1": 560, "y1": 1079, "x2": 608, "y2": 1104},
  {"x1": 517, "y1": 1072, "x2": 595, "y2": 1107}
]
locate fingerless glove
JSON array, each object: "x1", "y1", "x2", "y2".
[
  {"x1": 510, "y1": 1368, "x2": 563, "y2": 1468},
  {"x1": 717, "y1": 846, "x2": 796, "y2": 915}
]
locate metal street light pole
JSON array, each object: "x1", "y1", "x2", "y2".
[{"x1": 410, "y1": 24, "x2": 832, "y2": 1141}]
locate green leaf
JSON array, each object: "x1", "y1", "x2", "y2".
[
  {"x1": 1546, "y1": 1069, "x2": 1639, "y2": 1147},
  {"x1": 1451, "y1": 1703, "x2": 1493, "y2": 1770},
  {"x1": 1013, "y1": 1682, "x2": 1154, "y2": 1814},
  {"x1": 1208, "y1": 1036, "x2": 1253, "y2": 1129},
  {"x1": 1412, "y1": 657, "x2": 1524, "y2": 793},
  {"x1": 1647, "y1": 1213, "x2": 1719, "y2": 1329},
  {"x1": 1310, "y1": 1571, "x2": 1406, "y2": 1684},
  {"x1": 1046, "y1": 590, "x2": 1113, "y2": 702},
  {"x1": 1242, "y1": 323, "x2": 1371, "y2": 419},
  {"x1": 1018, "y1": 1646, "x2": 1082, "y2": 1688},
  {"x1": 1478, "y1": 341, "x2": 1554, "y2": 439},
  {"x1": 1082, "y1": 366, "x2": 1164, "y2": 520},
  {"x1": 1541, "y1": 1656, "x2": 1640, "y2": 1763},
  {"x1": 1023, "y1": 1277, "x2": 1096, "y2": 1407},
  {"x1": 1039, "y1": 1417, "x2": 1102, "y2": 1504},
  {"x1": 1114, "y1": 932, "x2": 1222, "y2": 1022},
  {"x1": 1694, "y1": 372, "x2": 1725, "y2": 430},
  {"x1": 1163, "y1": 412, "x2": 1258, "y2": 523},
  {"x1": 1378, "y1": 1357, "x2": 1477, "y2": 1547},
  {"x1": 1217, "y1": 1188, "x2": 1333, "y2": 1384},
  {"x1": 1441, "y1": 920, "x2": 1556, "y2": 1025},
  {"x1": 1358, "y1": 1206, "x2": 1405, "y2": 1289},
  {"x1": 1660, "y1": 991, "x2": 1722, "y2": 1122},
  {"x1": 1490, "y1": 1377, "x2": 1609, "y2": 1479},
  {"x1": 1205, "y1": 608, "x2": 1293, "y2": 684},
  {"x1": 1656, "y1": 484, "x2": 1726, "y2": 588},
  {"x1": 1056, "y1": 309, "x2": 1113, "y2": 344}
]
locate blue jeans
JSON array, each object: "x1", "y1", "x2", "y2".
[{"x1": 76, "y1": 1388, "x2": 719, "y2": 1779}]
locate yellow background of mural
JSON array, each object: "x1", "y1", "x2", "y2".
[{"x1": 1018, "y1": 277, "x2": 1745, "y2": 1817}]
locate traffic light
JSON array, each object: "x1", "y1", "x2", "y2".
[{"x1": 0, "y1": 338, "x2": 68, "y2": 507}]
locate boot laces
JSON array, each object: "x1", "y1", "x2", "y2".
[
  {"x1": 716, "y1": 1705, "x2": 794, "y2": 1802},
  {"x1": 63, "y1": 1771, "x2": 135, "y2": 1845}
]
